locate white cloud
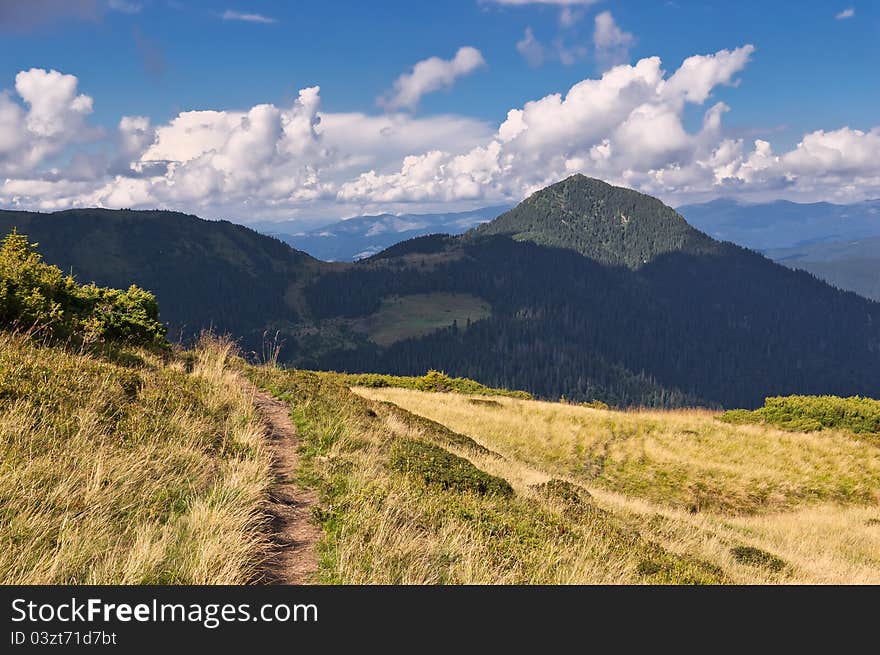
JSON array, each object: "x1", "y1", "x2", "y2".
[
  {"x1": 517, "y1": 28, "x2": 546, "y2": 67},
  {"x1": 593, "y1": 11, "x2": 636, "y2": 68},
  {"x1": 379, "y1": 47, "x2": 487, "y2": 112},
  {"x1": 2, "y1": 48, "x2": 880, "y2": 223},
  {"x1": 835, "y1": 8, "x2": 855, "y2": 19},
  {"x1": 221, "y1": 10, "x2": 277, "y2": 24},
  {"x1": 0, "y1": 68, "x2": 95, "y2": 175}
]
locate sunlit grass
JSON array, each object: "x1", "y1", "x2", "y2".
[
  {"x1": 355, "y1": 386, "x2": 880, "y2": 584},
  {"x1": 0, "y1": 334, "x2": 273, "y2": 584},
  {"x1": 249, "y1": 368, "x2": 727, "y2": 584}
]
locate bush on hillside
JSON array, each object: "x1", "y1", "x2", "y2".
[
  {"x1": 389, "y1": 439, "x2": 513, "y2": 497},
  {"x1": 340, "y1": 370, "x2": 532, "y2": 399},
  {"x1": 0, "y1": 230, "x2": 166, "y2": 347},
  {"x1": 532, "y1": 479, "x2": 592, "y2": 506},
  {"x1": 719, "y1": 395, "x2": 880, "y2": 434},
  {"x1": 730, "y1": 546, "x2": 787, "y2": 572}
]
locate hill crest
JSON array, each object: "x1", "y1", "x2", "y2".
[{"x1": 470, "y1": 174, "x2": 715, "y2": 268}]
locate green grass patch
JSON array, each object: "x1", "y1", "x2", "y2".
[
  {"x1": 731, "y1": 546, "x2": 787, "y2": 572},
  {"x1": 389, "y1": 439, "x2": 513, "y2": 497},
  {"x1": 349, "y1": 292, "x2": 490, "y2": 347},
  {"x1": 532, "y1": 479, "x2": 592, "y2": 507}
]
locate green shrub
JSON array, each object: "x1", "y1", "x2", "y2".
[
  {"x1": 338, "y1": 369, "x2": 532, "y2": 399},
  {"x1": 0, "y1": 231, "x2": 166, "y2": 347},
  {"x1": 730, "y1": 546, "x2": 787, "y2": 572},
  {"x1": 389, "y1": 439, "x2": 513, "y2": 497},
  {"x1": 717, "y1": 409, "x2": 755, "y2": 425},
  {"x1": 719, "y1": 395, "x2": 880, "y2": 434},
  {"x1": 533, "y1": 479, "x2": 592, "y2": 506}
]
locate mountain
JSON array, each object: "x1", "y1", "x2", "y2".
[
  {"x1": 0, "y1": 208, "x2": 317, "y2": 348},
  {"x1": 256, "y1": 206, "x2": 509, "y2": 261},
  {"x1": 2, "y1": 176, "x2": 879, "y2": 408},
  {"x1": 307, "y1": 176, "x2": 880, "y2": 407},
  {"x1": 473, "y1": 175, "x2": 715, "y2": 267},
  {"x1": 765, "y1": 237, "x2": 880, "y2": 302},
  {"x1": 677, "y1": 197, "x2": 880, "y2": 250}
]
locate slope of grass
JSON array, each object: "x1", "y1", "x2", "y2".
[
  {"x1": 355, "y1": 387, "x2": 880, "y2": 583},
  {"x1": 359, "y1": 388, "x2": 880, "y2": 515},
  {"x1": 248, "y1": 366, "x2": 725, "y2": 584},
  {"x1": 0, "y1": 334, "x2": 273, "y2": 583}
]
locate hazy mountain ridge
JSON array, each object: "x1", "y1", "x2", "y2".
[
  {"x1": 256, "y1": 206, "x2": 510, "y2": 261},
  {"x1": 765, "y1": 237, "x2": 880, "y2": 302},
  {"x1": 678, "y1": 197, "x2": 880, "y2": 250}
]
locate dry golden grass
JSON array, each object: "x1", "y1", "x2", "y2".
[
  {"x1": 357, "y1": 388, "x2": 880, "y2": 514},
  {"x1": 0, "y1": 334, "x2": 273, "y2": 584},
  {"x1": 355, "y1": 387, "x2": 880, "y2": 584}
]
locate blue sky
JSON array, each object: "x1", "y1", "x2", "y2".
[{"x1": 1, "y1": 0, "x2": 878, "y2": 223}]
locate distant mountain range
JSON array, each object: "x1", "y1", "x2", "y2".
[
  {"x1": 255, "y1": 206, "x2": 509, "y2": 262},
  {"x1": 678, "y1": 198, "x2": 880, "y2": 301},
  {"x1": 763, "y1": 237, "x2": 880, "y2": 302},
  {"x1": 3, "y1": 176, "x2": 879, "y2": 409},
  {"x1": 677, "y1": 198, "x2": 880, "y2": 250}
]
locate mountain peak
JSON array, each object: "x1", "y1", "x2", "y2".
[{"x1": 471, "y1": 175, "x2": 714, "y2": 267}]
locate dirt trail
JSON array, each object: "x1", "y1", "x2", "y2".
[{"x1": 250, "y1": 387, "x2": 320, "y2": 584}]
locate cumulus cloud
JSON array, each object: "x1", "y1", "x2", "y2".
[
  {"x1": 221, "y1": 10, "x2": 277, "y2": 24},
  {"x1": 593, "y1": 11, "x2": 636, "y2": 68},
  {"x1": 0, "y1": 68, "x2": 96, "y2": 175},
  {"x1": 379, "y1": 47, "x2": 487, "y2": 112},
  {"x1": 2, "y1": 47, "x2": 880, "y2": 223},
  {"x1": 835, "y1": 8, "x2": 855, "y2": 19}
]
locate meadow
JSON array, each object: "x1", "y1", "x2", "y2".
[
  {"x1": 353, "y1": 387, "x2": 880, "y2": 583},
  {"x1": 349, "y1": 292, "x2": 490, "y2": 347}
]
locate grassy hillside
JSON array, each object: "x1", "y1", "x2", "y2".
[
  {"x1": 0, "y1": 334, "x2": 273, "y2": 583},
  {"x1": 0, "y1": 234, "x2": 274, "y2": 583},
  {"x1": 351, "y1": 387, "x2": 880, "y2": 583},
  {"x1": 7, "y1": 224, "x2": 877, "y2": 585},
  {"x1": 248, "y1": 366, "x2": 726, "y2": 584}
]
